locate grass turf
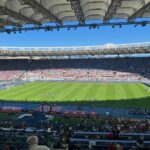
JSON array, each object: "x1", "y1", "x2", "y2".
[{"x1": 0, "y1": 82, "x2": 150, "y2": 108}]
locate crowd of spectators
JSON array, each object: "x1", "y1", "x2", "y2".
[
  {"x1": 0, "y1": 111, "x2": 150, "y2": 134},
  {"x1": 0, "y1": 111, "x2": 150, "y2": 149},
  {"x1": 129, "y1": 108, "x2": 150, "y2": 117},
  {"x1": 0, "y1": 71, "x2": 23, "y2": 81},
  {"x1": 0, "y1": 57, "x2": 149, "y2": 81},
  {"x1": 23, "y1": 69, "x2": 146, "y2": 82},
  {"x1": 50, "y1": 117, "x2": 150, "y2": 134}
]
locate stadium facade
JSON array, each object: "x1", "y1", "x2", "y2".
[{"x1": 0, "y1": 42, "x2": 150, "y2": 57}]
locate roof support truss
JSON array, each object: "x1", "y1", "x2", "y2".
[
  {"x1": 0, "y1": 18, "x2": 21, "y2": 27},
  {"x1": 19, "y1": 0, "x2": 62, "y2": 25},
  {"x1": 68, "y1": 0, "x2": 85, "y2": 24},
  {"x1": 0, "y1": 18, "x2": 6, "y2": 28},
  {"x1": 103, "y1": 0, "x2": 123, "y2": 23},
  {"x1": 1, "y1": 20, "x2": 150, "y2": 34},
  {"x1": 0, "y1": 5, "x2": 41, "y2": 25},
  {"x1": 128, "y1": 2, "x2": 150, "y2": 21}
]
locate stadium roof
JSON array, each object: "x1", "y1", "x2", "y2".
[
  {"x1": 0, "y1": 0, "x2": 150, "y2": 33},
  {"x1": 0, "y1": 42, "x2": 150, "y2": 57}
]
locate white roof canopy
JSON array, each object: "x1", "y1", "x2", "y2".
[{"x1": 0, "y1": 0, "x2": 150, "y2": 27}]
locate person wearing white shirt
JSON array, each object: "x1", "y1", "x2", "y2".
[{"x1": 27, "y1": 136, "x2": 50, "y2": 150}]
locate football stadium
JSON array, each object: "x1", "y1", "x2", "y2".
[
  {"x1": 0, "y1": 0, "x2": 150, "y2": 150},
  {"x1": 1, "y1": 50, "x2": 150, "y2": 108}
]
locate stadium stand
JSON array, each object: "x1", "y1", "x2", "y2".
[
  {"x1": 0, "y1": 110, "x2": 150, "y2": 149},
  {"x1": 0, "y1": 55, "x2": 150, "y2": 149},
  {"x1": 0, "y1": 57, "x2": 150, "y2": 82}
]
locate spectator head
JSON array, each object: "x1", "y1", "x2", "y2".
[
  {"x1": 115, "y1": 144, "x2": 123, "y2": 150},
  {"x1": 27, "y1": 136, "x2": 38, "y2": 146},
  {"x1": 130, "y1": 146, "x2": 136, "y2": 150}
]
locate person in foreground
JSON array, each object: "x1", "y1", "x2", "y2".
[{"x1": 27, "y1": 136, "x2": 50, "y2": 150}]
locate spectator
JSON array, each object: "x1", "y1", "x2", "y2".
[
  {"x1": 129, "y1": 146, "x2": 136, "y2": 150},
  {"x1": 115, "y1": 144, "x2": 123, "y2": 150},
  {"x1": 5, "y1": 143, "x2": 10, "y2": 150},
  {"x1": 108, "y1": 143, "x2": 115, "y2": 150},
  {"x1": 27, "y1": 136, "x2": 50, "y2": 150},
  {"x1": 108, "y1": 131, "x2": 113, "y2": 139}
]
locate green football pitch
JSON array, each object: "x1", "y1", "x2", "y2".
[{"x1": 0, "y1": 82, "x2": 150, "y2": 108}]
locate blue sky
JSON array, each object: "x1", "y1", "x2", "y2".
[{"x1": 0, "y1": 25, "x2": 149, "y2": 47}]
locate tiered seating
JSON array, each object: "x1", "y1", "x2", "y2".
[
  {"x1": 0, "y1": 130, "x2": 58, "y2": 150},
  {"x1": 0, "y1": 71, "x2": 23, "y2": 81},
  {"x1": 0, "y1": 57, "x2": 150, "y2": 81},
  {"x1": 69, "y1": 132, "x2": 150, "y2": 149},
  {"x1": 0, "y1": 110, "x2": 150, "y2": 150}
]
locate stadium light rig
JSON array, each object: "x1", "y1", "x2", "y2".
[{"x1": 0, "y1": 21, "x2": 150, "y2": 34}]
